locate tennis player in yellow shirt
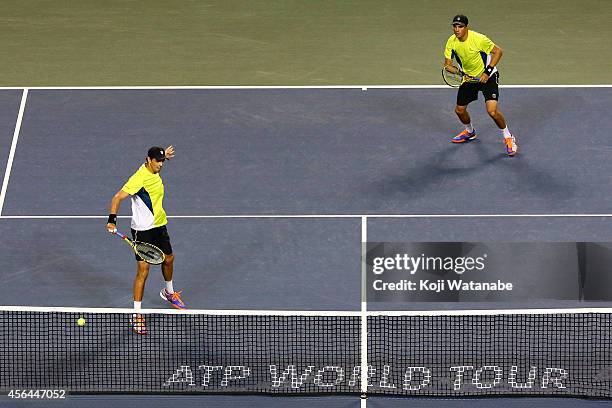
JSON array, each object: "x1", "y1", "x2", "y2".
[
  {"x1": 106, "y1": 146, "x2": 186, "y2": 334},
  {"x1": 444, "y1": 15, "x2": 518, "y2": 156}
]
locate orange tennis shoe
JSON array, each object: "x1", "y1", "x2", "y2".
[
  {"x1": 504, "y1": 135, "x2": 518, "y2": 156},
  {"x1": 160, "y1": 289, "x2": 186, "y2": 309},
  {"x1": 451, "y1": 129, "x2": 477, "y2": 143},
  {"x1": 132, "y1": 313, "x2": 147, "y2": 335}
]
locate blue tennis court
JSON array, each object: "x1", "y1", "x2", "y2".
[
  {"x1": 1, "y1": 86, "x2": 611, "y2": 407},
  {"x1": 3, "y1": 88, "x2": 612, "y2": 215}
]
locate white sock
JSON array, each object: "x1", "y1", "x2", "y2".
[
  {"x1": 165, "y1": 281, "x2": 174, "y2": 294},
  {"x1": 133, "y1": 301, "x2": 142, "y2": 311},
  {"x1": 502, "y1": 127, "x2": 512, "y2": 138},
  {"x1": 465, "y1": 123, "x2": 474, "y2": 133}
]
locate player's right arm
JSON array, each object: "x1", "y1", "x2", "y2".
[
  {"x1": 106, "y1": 189, "x2": 130, "y2": 232},
  {"x1": 443, "y1": 37, "x2": 454, "y2": 69}
]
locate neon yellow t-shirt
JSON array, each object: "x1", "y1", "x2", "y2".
[
  {"x1": 444, "y1": 30, "x2": 496, "y2": 77},
  {"x1": 121, "y1": 164, "x2": 167, "y2": 231}
]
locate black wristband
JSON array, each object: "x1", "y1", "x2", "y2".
[
  {"x1": 107, "y1": 214, "x2": 117, "y2": 225},
  {"x1": 484, "y1": 65, "x2": 494, "y2": 76}
]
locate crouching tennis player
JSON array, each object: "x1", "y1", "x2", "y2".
[{"x1": 444, "y1": 14, "x2": 518, "y2": 156}]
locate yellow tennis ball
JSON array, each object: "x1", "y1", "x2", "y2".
[{"x1": 77, "y1": 317, "x2": 86, "y2": 327}]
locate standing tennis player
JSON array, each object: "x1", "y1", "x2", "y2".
[
  {"x1": 444, "y1": 14, "x2": 518, "y2": 156},
  {"x1": 106, "y1": 146, "x2": 186, "y2": 334}
]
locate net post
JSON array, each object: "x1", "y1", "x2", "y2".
[{"x1": 360, "y1": 216, "x2": 368, "y2": 405}]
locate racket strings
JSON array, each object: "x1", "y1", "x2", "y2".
[
  {"x1": 442, "y1": 64, "x2": 464, "y2": 87},
  {"x1": 134, "y1": 242, "x2": 165, "y2": 264}
]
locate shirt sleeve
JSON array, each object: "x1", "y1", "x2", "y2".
[
  {"x1": 121, "y1": 172, "x2": 143, "y2": 195},
  {"x1": 478, "y1": 33, "x2": 495, "y2": 54},
  {"x1": 444, "y1": 37, "x2": 454, "y2": 59}
]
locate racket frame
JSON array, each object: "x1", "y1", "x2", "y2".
[
  {"x1": 113, "y1": 230, "x2": 166, "y2": 265},
  {"x1": 442, "y1": 61, "x2": 480, "y2": 88}
]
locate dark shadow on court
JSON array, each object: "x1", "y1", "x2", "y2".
[
  {"x1": 368, "y1": 131, "x2": 575, "y2": 207},
  {"x1": 367, "y1": 142, "x2": 503, "y2": 200}
]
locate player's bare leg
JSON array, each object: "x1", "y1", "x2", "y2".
[
  {"x1": 455, "y1": 104, "x2": 471, "y2": 125},
  {"x1": 485, "y1": 100, "x2": 506, "y2": 129},
  {"x1": 132, "y1": 261, "x2": 150, "y2": 334},
  {"x1": 452, "y1": 105, "x2": 477, "y2": 143},
  {"x1": 486, "y1": 100, "x2": 517, "y2": 156},
  {"x1": 159, "y1": 254, "x2": 186, "y2": 309},
  {"x1": 134, "y1": 261, "x2": 150, "y2": 302},
  {"x1": 161, "y1": 254, "x2": 174, "y2": 282}
]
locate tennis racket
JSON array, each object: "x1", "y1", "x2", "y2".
[
  {"x1": 112, "y1": 230, "x2": 165, "y2": 265},
  {"x1": 442, "y1": 61, "x2": 480, "y2": 88}
]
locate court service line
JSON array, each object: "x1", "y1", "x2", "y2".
[
  {"x1": 0, "y1": 85, "x2": 610, "y2": 90},
  {"x1": 170, "y1": 214, "x2": 612, "y2": 218},
  {"x1": 2, "y1": 213, "x2": 612, "y2": 219},
  {"x1": 0, "y1": 89, "x2": 28, "y2": 216}
]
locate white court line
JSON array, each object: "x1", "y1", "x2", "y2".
[
  {"x1": 0, "y1": 85, "x2": 610, "y2": 90},
  {"x1": 1, "y1": 214, "x2": 612, "y2": 219},
  {"x1": 0, "y1": 305, "x2": 361, "y2": 316},
  {"x1": 1, "y1": 305, "x2": 611, "y2": 315},
  {"x1": 0, "y1": 89, "x2": 28, "y2": 216},
  {"x1": 360, "y1": 216, "x2": 368, "y2": 401},
  {"x1": 168, "y1": 213, "x2": 612, "y2": 218}
]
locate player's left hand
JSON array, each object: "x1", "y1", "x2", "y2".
[
  {"x1": 165, "y1": 145, "x2": 175, "y2": 160},
  {"x1": 479, "y1": 73, "x2": 489, "y2": 83}
]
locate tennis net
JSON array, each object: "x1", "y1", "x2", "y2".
[{"x1": 1, "y1": 307, "x2": 611, "y2": 398}]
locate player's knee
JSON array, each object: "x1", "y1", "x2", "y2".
[
  {"x1": 487, "y1": 108, "x2": 498, "y2": 118},
  {"x1": 136, "y1": 261, "x2": 149, "y2": 274},
  {"x1": 455, "y1": 106, "x2": 467, "y2": 115},
  {"x1": 164, "y1": 254, "x2": 174, "y2": 265}
]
